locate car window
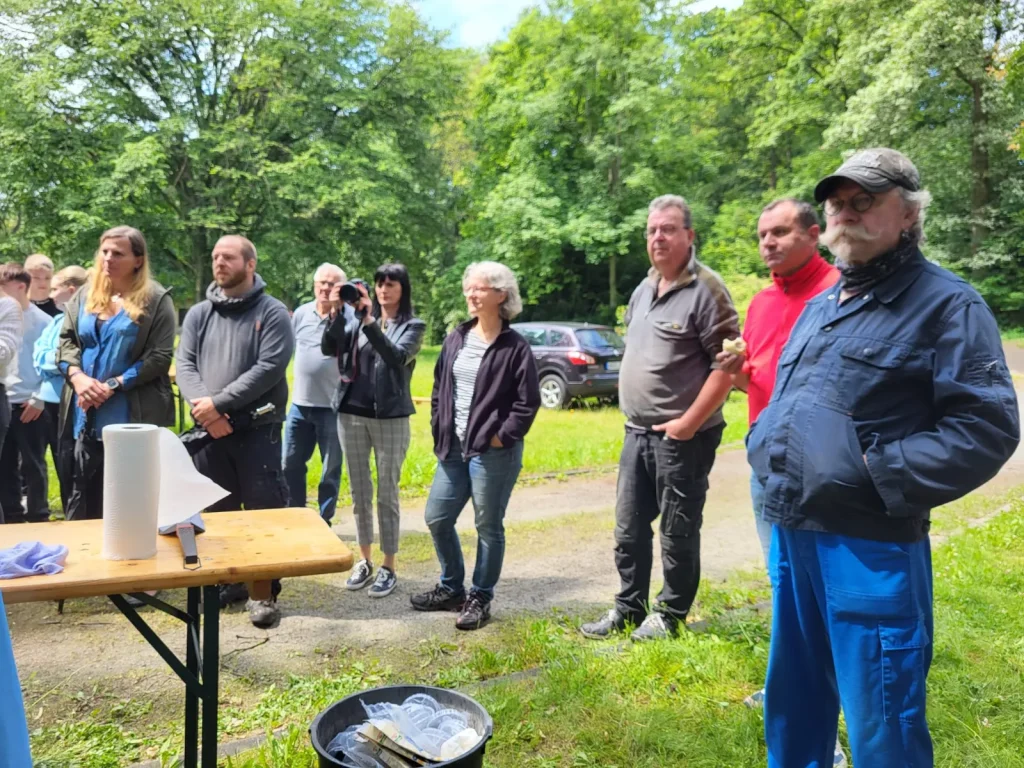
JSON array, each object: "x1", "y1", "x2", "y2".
[
  {"x1": 547, "y1": 329, "x2": 573, "y2": 347},
  {"x1": 520, "y1": 328, "x2": 547, "y2": 347},
  {"x1": 575, "y1": 328, "x2": 625, "y2": 352}
]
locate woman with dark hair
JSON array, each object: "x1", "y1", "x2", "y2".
[
  {"x1": 58, "y1": 226, "x2": 176, "y2": 522},
  {"x1": 322, "y1": 263, "x2": 425, "y2": 598}
]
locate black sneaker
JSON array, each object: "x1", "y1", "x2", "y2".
[
  {"x1": 368, "y1": 566, "x2": 397, "y2": 598},
  {"x1": 630, "y1": 612, "x2": 679, "y2": 642},
  {"x1": 218, "y1": 583, "x2": 249, "y2": 608},
  {"x1": 346, "y1": 559, "x2": 374, "y2": 591},
  {"x1": 581, "y1": 609, "x2": 631, "y2": 639},
  {"x1": 455, "y1": 593, "x2": 491, "y2": 631},
  {"x1": 410, "y1": 584, "x2": 466, "y2": 612}
]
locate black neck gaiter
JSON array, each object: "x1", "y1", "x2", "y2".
[{"x1": 836, "y1": 232, "x2": 918, "y2": 297}]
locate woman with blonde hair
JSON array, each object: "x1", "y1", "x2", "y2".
[{"x1": 57, "y1": 226, "x2": 176, "y2": 521}]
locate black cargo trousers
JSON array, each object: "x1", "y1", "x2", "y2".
[{"x1": 613, "y1": 423, "x2": 723, "y2": 624}]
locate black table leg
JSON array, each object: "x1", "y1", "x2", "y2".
[
  {"x1": 202, "y1": 585, "x2": 220, "y2": 768},
  {"x1": 184, "y1": 587, "x2": 201, "y2": 768}
]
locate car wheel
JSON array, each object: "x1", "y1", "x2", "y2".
[{"x1": 539, "y1": 374, "x2": 569, "y2": 410}]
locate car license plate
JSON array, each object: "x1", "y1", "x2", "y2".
[{"x1": 605, "y1": 361, "x2": 621, "y2": 371}]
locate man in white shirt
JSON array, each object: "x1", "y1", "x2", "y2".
[{"x1": 0, "y1": 263, "x2": 50, "y2": 523}]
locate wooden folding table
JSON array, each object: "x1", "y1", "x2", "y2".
[{"x1": 0, "y1": 508, "x2": 353, "y2": 768}]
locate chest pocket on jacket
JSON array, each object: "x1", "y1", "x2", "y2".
[{"x1": 824, "y1": 341, "x2": 912, "y2": 414}]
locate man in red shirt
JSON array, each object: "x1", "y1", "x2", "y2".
[{"x1": 718, "y1": 198, "x2": 846, "y2": 766}]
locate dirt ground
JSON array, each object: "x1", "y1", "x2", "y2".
[{"x1": 9, "y1": 352, "x2": 1024, "y2": 746}]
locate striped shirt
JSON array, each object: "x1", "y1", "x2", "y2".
[{"x1": 452, "y1": 330, "x2": 491, "y2": 444}]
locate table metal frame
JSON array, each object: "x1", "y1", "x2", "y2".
[{"x1": 108, "y1": 586, "x2": 220, "y2": 768}]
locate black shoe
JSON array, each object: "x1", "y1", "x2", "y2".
[
  {"x1": 410, "y1": 584, "x2": 466, "y2": 612},
  {"x1": 455, "y1": 593, "x2": 491, "y2": 631},
  {"x1": 581, "y1": 609, "x2": 631, "y2": 639},
  {"x1": 630, "y1": 612, "x2": 679, "y2": 642},
  {"x1": 219, "y1": 583, "x2": 249, "y2": 608}
]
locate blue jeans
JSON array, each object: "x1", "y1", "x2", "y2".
[
  {"x1": 750, "y1": 471, "x2": 773, "y2": 569},
  {"x1": 766, "y1": 525, "x2": 934, "y2": 767},
  {"x1": 424, "y1": 439, "x2": 524, "y2": 601},
  {"x1": 282, "y1": 404, "x2": 343, "y2": 523}
]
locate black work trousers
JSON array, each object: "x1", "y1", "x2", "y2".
[
  {"x1": 613, "y1": 424, "x2": 723, "y2": 624},
  {"x1": 190, "y1": 424, "x2": 288, "y2": 597}
]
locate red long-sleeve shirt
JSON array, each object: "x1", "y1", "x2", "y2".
[{"x1": 742, "y1": 253, "x2": 839, "y2": 425}]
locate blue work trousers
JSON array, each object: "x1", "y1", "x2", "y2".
[{"x1": 766, "y1": 525, "x2": 934, "y2": 767}]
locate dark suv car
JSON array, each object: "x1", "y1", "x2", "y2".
[{"x1": 511, "y1": 322, "x2": 625, "y2": 409}]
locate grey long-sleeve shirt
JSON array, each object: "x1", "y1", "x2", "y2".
[{"x1": 175, "y1": 275, "x2": 294, "y2": 422}]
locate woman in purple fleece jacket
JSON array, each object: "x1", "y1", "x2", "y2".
[{"x1": 410, "y1": 261, "x2": 540, "y2": 631}]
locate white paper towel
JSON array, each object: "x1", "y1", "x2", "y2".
[
  {"x1": 101, "y1": 425, "x2": 231, "y2": 561},
  {"x1": 102, "y1": 424, "x2": 161, "y2": 560}
]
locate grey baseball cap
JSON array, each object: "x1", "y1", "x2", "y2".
[{"x1": 814, "y1": 148, "x2": 921, "y2": 202}]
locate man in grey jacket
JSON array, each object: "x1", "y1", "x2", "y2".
[{"x1": 175, "y1": 235, "x2": 294, "y2": 628}]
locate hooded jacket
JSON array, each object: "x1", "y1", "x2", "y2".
[
  {"x1": 175, "y1": 275, "x2": 293, "y2": 426},
  {"x1": 57, "y1": 282, "x2": 176, "y2": 435}
]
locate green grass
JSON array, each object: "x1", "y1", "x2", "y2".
[
  {"x1": 1001, "y1": 328, "x2": 1024, "y2": 343},
  {"x1": 27, "y1": 493, "x2": 1024, "y2": 767}
]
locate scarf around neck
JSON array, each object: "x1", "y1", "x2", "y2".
[{"x1": 836, "y1": 232, "x2": 918, "y2": 297}]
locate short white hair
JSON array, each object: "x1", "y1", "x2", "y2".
[
  {"x1": 313, "y1": 262, "x2": 346, "y2": 283},
  {"x1": 463, "y1": 261, "x2": 523, "y2": 320},
  {"x1": 898, "y1": 187, "x2": 933, "y2": 245}
]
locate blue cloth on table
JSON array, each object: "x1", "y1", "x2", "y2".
[
  {"x1": 70, "y1": 306, "x2": 141, "y2": 440},
  {"x1": 0, "y1": 592, "x2": 32, "y2": 766},
  {"x1": 0, "y1": 542, "x2": 69, "y2": 579}
]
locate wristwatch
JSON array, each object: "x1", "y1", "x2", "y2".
[{"x1": 105, "y1": 377, "x2": 122, "y2": 392}]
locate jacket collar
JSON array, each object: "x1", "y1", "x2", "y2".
[
  {"x1": 771, "y1": 252, "x2": 832, "y2": 294},
  {"x1": 872, "y1": 250, "x2": 927, "y2": 304}
]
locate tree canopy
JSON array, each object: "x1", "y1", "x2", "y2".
[{"x1": 1, "y1": 0, "x2": 1022, "y2": 332}]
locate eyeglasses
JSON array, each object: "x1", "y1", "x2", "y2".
[
  {"x1": 823, "y1": 193, "x2": 876, "y2": 217},
  {"x1": 314, "y1": 280, "x2": 339, "y2": 288},
  {"x1": 463, "y1": 286, "x2": 494, "y2": 297},
  {"x1": 645, "y1": 225, "x2": 684, "y2": 238}
]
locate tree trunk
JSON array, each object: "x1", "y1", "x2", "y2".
[
  {"x1": 191, "y1": 227, "x2": 208, "y2": 304},
  {"x1": 609, "y1": 251, "x2": 617, "y2": 309},
  {"x1": 968, "y1": 79, "x2": 989, "y2": 258}
]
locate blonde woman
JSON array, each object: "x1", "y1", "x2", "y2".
[{"x1": 58, "y1": 226, "x2": 176, "y2": 521}]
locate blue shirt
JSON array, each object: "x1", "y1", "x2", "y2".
[
  {"x1": 6, "y1": 304, "x2": 49, "y2": 405},
  {"x1": 747, "y1": 251, "x2": 1019, "y2": 542},
  {"x1": 73, "y1": 306, "x2": 142, "y2": 440},
  {"x1": 0, "y1": 593, "x2": 32, "y2": 767},
  {"x1": 32, "y1": 313, "x2": 64, "y2": 405}
]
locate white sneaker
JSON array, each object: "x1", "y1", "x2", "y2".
[
  {"x1": 833, "y1": 742, "x2": 848, "y2": 768},
  {"x1": 743, "y1": 688, "x2": 765, "y2": 708}
]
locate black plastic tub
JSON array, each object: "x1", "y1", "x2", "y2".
[{"x1": 310, "y1": 684, "x2": 493, "y2": 768}]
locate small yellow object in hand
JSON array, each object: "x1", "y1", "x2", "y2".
[{"x1": 722, "y1": 337, "x2": 747, "y2": 355}]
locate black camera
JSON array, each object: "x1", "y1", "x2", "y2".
[{"x1": 338, "y1": 278, "x2": 368, "y2": 305}]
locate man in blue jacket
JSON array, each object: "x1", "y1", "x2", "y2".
[{"x1": 747, "y1": 148, "x2": 1019, "y2": 768}]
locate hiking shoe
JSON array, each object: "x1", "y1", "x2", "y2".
[
  {"x1": 410, "y1": 584, "x2": 466, "y2": 612},
  {"x1": 455, "y1": 593, "x2": 491, "y2": 631},
  {"x1": 346, "y1": 559, "x2": 374, "y2": 591},
  {"x1": 834, "y1": 742, "x2": 848, "y2": 768},
  {"x1": 630, "y1": 612, "x2": 679, "y2": 641},
  {"x1": 581, "y1": 609, "x2": 631, "y2": 639},
  {"x1": 218, "y1": 582, "x2": 249, "y2": 608},
  {"x1": 368, "y1": 566, "x2": 397, "y2": 598},
  {"x1": 743, "y1": 688, "x2": 766, "y2": 708},
  {"x1": 247, "y1": 598, "x2": 280, "y2": 629}
]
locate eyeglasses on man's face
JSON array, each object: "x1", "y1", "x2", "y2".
[{"x1": 823, "y1": 192, "x2": 877, "y2": 217}]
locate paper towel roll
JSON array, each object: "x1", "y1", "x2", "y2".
[{"x1": 102, "y1": 424, "x2": 161, "y2": 561}]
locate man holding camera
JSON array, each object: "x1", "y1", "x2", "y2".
[
  {"x1": 175, "y1": 235, "x2": 294, "y2": 629},
  {"x1": 283, "y1": 263, "x2": 346, "y2": 524}
]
